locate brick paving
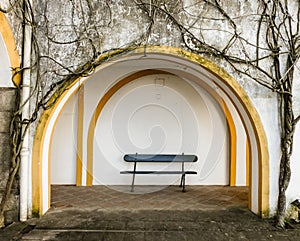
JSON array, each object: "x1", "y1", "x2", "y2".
[{"x1": 50, "y1": 185, "x2": 248, "y2": 211}]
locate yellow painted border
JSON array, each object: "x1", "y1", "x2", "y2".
[
  {"x1": 246, "y1": 136, "x2": 252, "y2": 209},
  {"x1": 246, "y1": 137, "x2": 250, "y2": 187},
  {"x1": 32, "y1": 45, "x2": 269, "y2": 217},
  {"x1": 0, "y1": 12, "x2": 21, "y2": 86},
  {"x1": 76, "y1": 86, "x2": 84, "y2": 186},
  {"x1": 223, "y1": 102, "x2": 237, "y2": 186}
]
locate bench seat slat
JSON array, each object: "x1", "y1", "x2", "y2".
[
  {"x1": 124, "y1": 154, "x2": 197, "y2": 162},
  {"x1": 120, "y1": 171, "x2": 197, "y2": 175}
]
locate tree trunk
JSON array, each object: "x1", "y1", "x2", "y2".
[
  {"x1": 276, "y1": 60, "x2": 294, "y2": 228},
  {"x1": 276, "y1": 150, "x2": 292, "y2": 228}
]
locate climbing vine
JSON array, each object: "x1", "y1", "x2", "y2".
[{"x1": 0, "y1": 0, "x2": 299, "y2": 229}]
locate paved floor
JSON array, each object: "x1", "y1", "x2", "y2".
[
  {"x1": 1, "y1": 185, "x2": 300, "y2": 240},
  {"x1": 50, "y1": 185, "x2": 249, "y2": 210}
]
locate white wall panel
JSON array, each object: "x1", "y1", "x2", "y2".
[
  {"x1": 93, "y1": 74, "x2": 229, "y2": 186},
  {"x1": 50, "y1": 93, "x2": 78, "y2": 184},
  {"x1": 287, "y1": 126, "x2": 300, "y2": 204}
]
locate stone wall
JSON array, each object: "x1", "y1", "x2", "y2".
[{"x1": 0, "y1": 87, "x2": 18, "y2": 225}]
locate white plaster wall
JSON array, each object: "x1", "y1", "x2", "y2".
[
  {"x1": 81, "y1": 66, "x2": 135, "y2": 185},
  {"x1": 187, "y1": 77, "x2": 248, "y2": 186},
  {"x1": 252, "y1": 95, "x2": 281, "y2": 215},
  {"x1": 226, "y1": 97, "x2": 247, "y2": 186},
  {"x1": 195, "y1": 89, "x2": 229, "y2": 185},
  {"x1": 287, "y1": 126, "x2": 300, "y2": 204},
  {"x1": 0, "y1": 34, "x2": 13, "y2": 87},
  {"x1": 50, "y1": 93, "x2": 78, "y2": 184},
  {"x1": 287, "y1": 66, "x2": 300, "y2": 205},
  {"x1": 93, "y1": 74, "x2": 229, "y2": 186}
]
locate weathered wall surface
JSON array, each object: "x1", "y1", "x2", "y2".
[
  {"x1": 0, "y1": 88, "x2": 18, "y2": 224},
  {"x1": 31, "y1": 0, "x2": 277, "y2": 101},
  {"x1": 0, "y1": 0, "x2": 21, "y2": 225}
]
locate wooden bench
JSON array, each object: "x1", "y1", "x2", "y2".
[{"x1": 120, "y1": 154, "x2": 198, "y2": 192}]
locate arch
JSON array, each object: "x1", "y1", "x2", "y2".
[
  {"x1": 32, "y1": 46, "x2": 269, "y2": 217},
  {"x1": 0, "y1": 12, "x2": 21, "y2": 86}
]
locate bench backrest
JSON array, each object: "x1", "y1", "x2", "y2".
[{"x1": 124, "y1": 154, "x2": 198, "y2": 162}]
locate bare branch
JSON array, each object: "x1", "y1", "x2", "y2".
[{"x1": 293, "y1": 114, "x2": 300, "y2": 126}]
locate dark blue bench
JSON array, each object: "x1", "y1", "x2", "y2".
[{"x1": 120, "y1": 154, "x2": 198, "y2": 192}]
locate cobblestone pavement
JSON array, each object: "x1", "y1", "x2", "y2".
[{"x1": 0, "y1": 185, "x2": 299, "y2": 240}]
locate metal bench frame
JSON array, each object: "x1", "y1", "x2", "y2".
[{"x1": 120, "y1": 153, "x2": 198, "y2": 192}]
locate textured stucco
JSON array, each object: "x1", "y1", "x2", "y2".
[{"x1": 0, "y1": 88, "x2": 18, "y2": 224}]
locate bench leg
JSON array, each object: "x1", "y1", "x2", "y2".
[
  {"x1": 179, "y1": 174, "x2": 183, "y2": 187},
  {"x1": 131, "y1": 173, "x2": 136, "y2": 192},
  {"x1": 180, "y1": 162, "x2": 186, "y2": 192},
  {"x1": 131, "y1": 162, "x2": 137, "y2": 192},
  {"x1": 181, "y1": 174, "x2": 186, "y2": 192}
]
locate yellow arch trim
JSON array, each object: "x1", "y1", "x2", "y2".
[
  {"x1": 32, "y1": 80, "x2": 83, "y2": 216},
  {"x1": 246, "y1": 137, "x2": 250, "y2": 187},
  {"x1": 32, "y1": 45, "x2": 269, "y2": 217},
  {"x1": 76, "y1": 86, "x2": 84, "y2": 186},
  {"x1": 0, "y1": 12, "x2": 21, "y2": 86},
  {"x1": 223, "y1": 101, "x2": 237, "y2": 186}
]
